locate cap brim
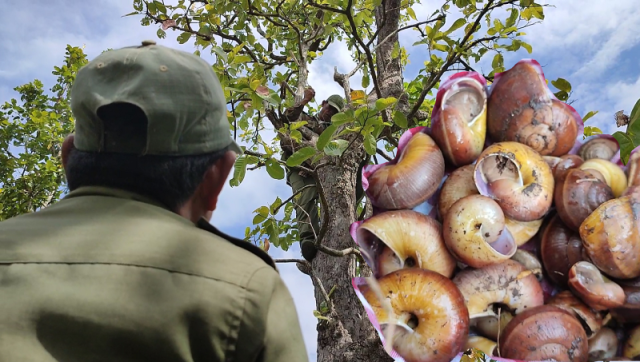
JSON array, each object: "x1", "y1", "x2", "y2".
[
  {"x1": 229, "y1": 140, "x2": 244, "y2": 155},
  {"x1": 328, "y1": 101, "x2": 341, "y2": 112}
]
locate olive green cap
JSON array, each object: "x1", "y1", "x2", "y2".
[
  {"x1": 326, "y1": 94, "x2": 344, "y2": 112},
  {"x1": 70, "y1": 40, "x2": 242, "y2": 156}
]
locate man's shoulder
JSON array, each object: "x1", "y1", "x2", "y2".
[{"x1": 0, "y1": 195, "x2": 278, "y2": 284}]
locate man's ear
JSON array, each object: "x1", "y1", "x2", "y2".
[
  {"x1": 61, "y1": 134, "x2": 75, "y2": 171},
  {"x1": 201, "y1": 151, "x2": 237, "y2": 212}
]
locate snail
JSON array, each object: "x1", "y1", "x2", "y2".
[
  {"x1": 554, "y1": 168, "x2": 614, "y2": 231},
  {"x1": 540, "y1": 214, "x2": 589, "y2": 288},
  {"x1": 486, "y1": 59, "x2": 580, "y2": 157},
  {"x1": 464, "y1": 336, "x2": 497, "y2": 356},
  {"x1": 588, "y1": 327, "x2": 618, "y2": 362},
  {"x1": 431, "y1": 72, "x2": 488, "y2": 167},
  {"x1": 438, "y1": 163, "x2": 541, "y2": 246},
  {"x1": 579, "y1": 191, "x2": 640, "y2": 279},
  {"x1": 452, "y1": 259, "x2": 544, "y2": 319},
  {"x1": 499, "y1": 305, "x2": 589, "y2": 362},
  {"x1": 623, "y1": 325, "x2": 640, "y2": 360},
  {"x1": 578, "y1": 135, "x2": 620, "y2": 161},
  {"x1": 364, "y1": 129, "x2": 445, "y2": 210},
  {"x1": 442, "y1": 195, "x2": 517, "y2": 268},
  {"x1": 360, "y1": 269, "x2": 469, "y2": 362},
  {"x1": 568, "y1": 261, "x2": 626, "y2": 311},
  {"x1": 474, "y1": 141, "x2": 554, "y2": 222},
  {"x1": 510, "y1": 249, "x2": 543, "y2": 281},
  {"x1": 578, "y1": 158, "x2": 628, "y2": 198},
  {"x1": 355, "y1": 210, "x2": 457, "y2": 279},
  {"x1": 546, "y1": 290, "x2": 603, "y2": 338}
]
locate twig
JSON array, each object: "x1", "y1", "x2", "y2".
[
  {"x1": 273, "y1": 184, "x2": 315, "y2": 214},
  {"x1": 376, "y1": 148, "x2": 393, "y2": 162},
  {"x1": 317, "y1": 245, "x2": 361, "y2": 257},
  {"x1": 275, "y1": 258, "x2": 307, "y2": 263}
]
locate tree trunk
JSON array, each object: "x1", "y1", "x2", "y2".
[{"x1": 312, "y1": 1, "x2": 403, "y2": 361}]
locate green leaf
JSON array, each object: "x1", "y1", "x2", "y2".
[
  {"x1": 331, "y1": 112, "x2": 352, "y2": 126},
  {"x1": 521, "y1": 42, "x2": 533, "y2": 54},
  {"x1": 211, "y1": 46, "x2": 228, "y2": 63},
  {"x1": 290, "y1": 129, "x2": 303, "y2": 143},
  {"x1": 551, "y1": 78, "x2": 572, "y2": 93},
  {"x1": 393, "y1": 110, "x2": 408, "y2": 129},
  {"x1": 266, "y1": 159, "x2": 285, "y2": 180},
  {"x1": 492, "y1": 53, "x2": 504, "y2": 70},
  {"x1": 285, "y1": 147, "x2": 316, "y2": 167},
  {"x1": 361, "y1": 73, "x2": 370, "y2": 89},
  {"x1": 554, "y1": 90, "x2": 569, "y2": 102},
  {"x1": 612, "y1": 131, "x2": 634, "y2": 165},
  {"x1": 265, "y1": 219, "x2": 280, "y2": 247},
  {"x1": 629, "y1": 98, "x2": 640, "y2": 128},
  {"x1": 364, "y1": 133, "x2": 377, "y2": 155},
  {"x1": 232, "y1": 55, "x2": 253, "y2": 64},
  {"x1": 583, "y1": 126, "x2": 603, "y2": 137},
  {"x1": 229, "y1": 155, "x2": 247, "y2": 187},
  {"x1": 290, "y1": 121, "x2": 308, "y2": 131},
  {"x1": 445, "y1": 18, "x2": 467, "y2": 35},
  {"x1": 324, "y1": 139, "x2": 349, "y2": 156},
  {"x1": 375, "y1": 97, "x2": 397, "y2": 111},
  {"x1": 406, "y1": 7, "x2": 417, "y2": 21},
  {"x1": 317, "y1": 124, "x2": 338, "y2": 151},
  {"x1": 582, "y1": 110, "x2": 599, "y2": 123},
  {"x1": 177, "y1": 32, "x2": 191, "y2": 44},
  {"x1": 252, "y1": 213, "x2": 267, "y2": 225},
  {"x1": 506, "y1": 8, "x2": 519, "y2": 28}
]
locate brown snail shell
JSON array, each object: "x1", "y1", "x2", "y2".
[
  {"x1": 554, "y1": 168, "x2": 614, "y2": 231},
  {"x1": 442, "y1": 195, "x2": 517, "y2": 268},
  {"x1": 568, "y1": 261, "x2": 626, "y2": 311},
  {"x1": 439, "y1": 163, "x2": 540, "y2": 245},
  {"x1": 588, "y1": 327, "x2": 618, "y2": 362},
  {"x1": 487, "y1": 60, "x2": 578, "y2": 156},
  {"x1": 541, "y1": 214, "x2": 589, "y2": 288},
  {"x1": 547, "y1": 290, "x2": 602, "y2": 338},
  {"x1": 366, "y1": 131, "x2": 445, "y2": 210},
  {"x1": 360, "y1": 269, "x2": 469, "y2": 362},
  {"x1": 623, "y1": 324, "x2": 640, "y2": 360},
  {"x1": 474, "y1": 141, "x2": 554, "y2": 222},
  {"x1": 499, "y1": 304, "x2": 589, "y2": 362},
  {"x1": 553, "y1": 154, "x2": 585, "y2": 181},
  {"x1": 356, "y1": 210, "x2": 457, "y2": 279},
  {"x1": 579, "y1": 137, "x2": 619, "y2": 161},
  {"x1": 579, "y1": 192, "x2": 640, "y2": 279},
  {"x1": 452, "y1": 259, "x2": 544, "y2": 319}
]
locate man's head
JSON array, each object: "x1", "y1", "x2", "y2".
[
  {"x1": 318, "y1": 94, "x2": 344, "y2": 122},
  {"x1": 62, "y1": 40, "x2": 241, "y2": 223}
]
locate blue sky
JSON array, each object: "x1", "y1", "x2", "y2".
[{"x1": 2, "y1": 1, "x2": 640, "y2": 361}]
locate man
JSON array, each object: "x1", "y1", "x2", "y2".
[
  {"x1": 281, "y1": 90, "x2": 365, "y2": 262},
  {"x1": 0, "y1": 40, "x2": 308, "y2": 362}
]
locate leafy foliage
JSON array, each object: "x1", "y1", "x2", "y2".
[
  {"x1": 0, "y1": 45, "x2": 88, "y2": 220},
  {"x1": 613, "y1": 98, "x2": 640, "y2": 164}
]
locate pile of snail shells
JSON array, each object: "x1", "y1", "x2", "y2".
[{"x1": 354, "y1": 59, "x2": 640, "y2": 362}]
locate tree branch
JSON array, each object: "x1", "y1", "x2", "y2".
[
  {"x1": 273, "y1": 184, "x2": 315, "y2": 214},
  {"x1": 275, "y1": 258, "x2": 307, "y2": 263}
]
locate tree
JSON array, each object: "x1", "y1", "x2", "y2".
[
  {"x1": 127, "y1": 1, "x2": 558, "y2": 360},
  {"x1": 0, "y1": 45, "x2": 88, "y2": 220},
  {"x1": 5, "y1": 0, "x2": 631, "y2": 361}
]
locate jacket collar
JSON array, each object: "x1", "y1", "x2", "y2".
[{"x1": 63, "y1": 186, "x2": 277, "y2": 270}]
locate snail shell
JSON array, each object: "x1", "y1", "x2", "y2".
[
  {"x1": 360, "y1": 269, "x2": 469, "y2": 362},
  {"x1": 356, "y1": 210, "x2": 457, "y2": 279},
  {"x1": 365, "y1": 131, "x2": 445, "y2": 210},
  {"x1": 540, "y1": 214, "x2": 589, "y2": 288},
  {"x1": 499, "y1": 304, "x2": 589, "y2": 362},
  {"x1": 431, "y1": 72, "x2": 488, "y2": 167},
  {"x1": 554, "y1": 168, "x2": 614, "y2": 231},
  {"x1": 474, "y1": 141, "x2": 554, "y2": 222},
  {"x1": 487, "y1": 60, "x2": 579, "y2": 156},
  {"x1": 578, "y1": 136, "x2": 619, "y2": 161},
  {"x1": 579, "y1": 192, "x2": 640, "y2": 279}
]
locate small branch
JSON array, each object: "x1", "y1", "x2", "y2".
[
  {"x1": 317, "y1": 245, "x2": 361, "y2": 257},
  {"x1": 275, "y1": 258, "x2": 307, "y2": 263},
  {"x1": 376, "y1": 148, "x2": 393, "y2": 162},
  {"x1": 244, "y1": 150, "x2": 314, "y2": 174},
  {"x1": 273, "y1": 184, "x2": 315, "y2": 214}
]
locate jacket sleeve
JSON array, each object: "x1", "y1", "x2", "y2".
[{"x1": 237, "y1": 266, "x2": 310, "y2": 362}]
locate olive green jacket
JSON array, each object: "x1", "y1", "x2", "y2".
[{"x1": 0, "y1": 186, "x2": 308, "y2": 362}]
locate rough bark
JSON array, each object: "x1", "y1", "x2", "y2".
[{"x1": 312, "y1": 1, "x2": 402, "y2": 361}]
